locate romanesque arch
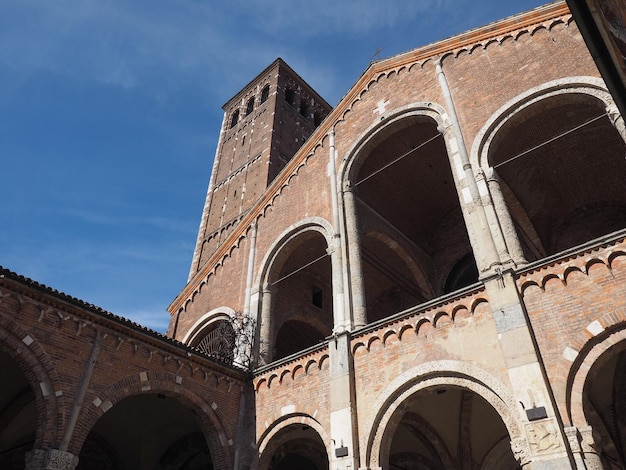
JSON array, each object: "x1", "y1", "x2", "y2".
[
  {"x1": 362, "y1": 361, "x2": 524, "y2": 469},
  {"x1": 339, "y1": 103, "x2": 480, "y2": 326},
  {"x1": 255, "y1": 218, "x2": 334, "y2": 363},
  {"x1": 566, "y1": 321, "x2": 626, "y2": 468},
  {"x1": 0, "y1": 306, "x2": 61, "y2": 468},
  {"x1": 183, "y1": 307, "x2": 237, "y2": 363},
  {"x1": 257, "y1": 415, "x2": 330, "y2": 470},
  {"x1": 183, "y1": 307, "x2": 236, "y2": 345},
  {"x1": 74, "y1": 374, "x2": 233, "y2": 470},
  {"x1": 472, "y1": 77, "x2": 626, "y2": 262}
]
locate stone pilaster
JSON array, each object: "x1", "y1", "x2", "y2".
[
  {"x1": 486, "y1": 273, "x2": 574, "y2": 469},
  {"x1": 329, "y1": 332, "x2": 359, "y2": 470}
]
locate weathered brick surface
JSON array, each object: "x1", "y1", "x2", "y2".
[
  {"x1": 0, "y1": 271, "x2": 245, "y2": 467},
  {"x1": 518, "y1": 238, "x2": 626, "y2": 424},
  {"x1": 7, "y1": 2, "x2": 624, "y2": 469}
]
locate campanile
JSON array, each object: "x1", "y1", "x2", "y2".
[{"x1": 188, "y1": 58, "x2": 332, "y2": 279}]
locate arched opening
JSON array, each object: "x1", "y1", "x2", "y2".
[
  {"x1": 246, "y1": 97, "x2": 255, "y2": 116},
  {"x1": 362, "y1": 232, "x2": 428, "y2": 323},
  {"x1": 266, "y1": 229, "x2": 333, "y2": 362},
  {"x1": 583, "y1": 341, "x2": 626, "y2": 468},
  {"x1": 300, "y1": 100, "x2": 308, "y2": 118},
  {"x1": 230, "y1": 109, "x2": 239, "y2": 129},
  {"x1": 351, "y1": 115, "x2": 476, "y2": 323},
  {"x1": 487, "y1": 93, "x2": 626, "y2": 260},
  {"x1": 77, "y1": 394, "x2": 213, "y2": 470},
  {"x1": 383, "y1": 385, "x2": 519, "y2": 470},
  {"x1": 261, "y1": 85, "x2": 270, "y2": 104},
  {"x1": 274, "y1": 320, "x2": 326, "y2": 360},
  {"x1": 263, "y1": 424, "x2": 328, "y2": 470},
  {"x1": 444, "y1": 254, "x2": 480, "y2": 294},
  {"x1": 0, "y1": 351, "x2": 36, "y2": 469}
]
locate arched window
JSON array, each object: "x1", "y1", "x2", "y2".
[
  {"x1": 193, "y1": 320, "x2": 236, "y2": 364},
  {"x1": 260, "y1": 84, "x2": 270, "y2": 103},
  {"x1": 230, "y1": 109, "x2": 239, "y2": 128},
  {"x1": 299, "y1": 100, "x2": 308, "y2": 117},
  {"x1": 246, "y1": 97, "x2": 255, "y2": 116}
]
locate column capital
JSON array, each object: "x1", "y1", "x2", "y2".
[
  {"x1": 25, "y1": 449, "x2": 79, "y2": 470},
  {"x1": 510, "y1": 437, "x2": 532, "y2": 468}
]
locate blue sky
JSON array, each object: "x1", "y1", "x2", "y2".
[{"x1": 0, "y1": 0, "x2": 549, "y2": 332}]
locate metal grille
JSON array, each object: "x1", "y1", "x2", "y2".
[{"x1": 196, "y1": 321, "x2": 235, "y2": 363}]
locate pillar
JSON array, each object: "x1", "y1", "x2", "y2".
[
  {"x1": 483, "y1": 167, "x2": 527, "y2": 267},
  {"x1": 329, "y1": 332, "x2": 359, "y2": 470},
  {"x1": 258, "y1": 284, "x2": 273, "y2": 365},
  {"x1": 434, "y1": 59, "x2": 501, "y2": 276},
  {"x1": 343, "y1": 186, "x2": 367, "y2": 328},
  {"x1": 486, "y1": 273, "x2": 574, "y2": 469}
]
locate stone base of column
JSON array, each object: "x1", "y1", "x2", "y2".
[{"x1": 25, "y1": 449, "x2": 79, "y2": 470}]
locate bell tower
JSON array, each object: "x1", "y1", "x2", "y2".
[{"x1": 188, "y1": 58, "x2": 332, "y2": 279}]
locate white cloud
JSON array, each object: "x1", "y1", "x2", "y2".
[
  {"x1": 0, "y1": 0, "x2": 455, "y2": 102},
  {"x1": 229, "y1": 0, "x2": 447, "y2": 36}
]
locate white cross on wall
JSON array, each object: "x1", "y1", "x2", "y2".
[{"x1": 373, "y1": 99, "x2": 390, "y2": 115}]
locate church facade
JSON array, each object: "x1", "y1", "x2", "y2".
[{"x1": 3, "y1": 2, "x2": 626, "y2": 469}]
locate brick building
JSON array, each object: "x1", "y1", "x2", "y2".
[{"x1": 3, "y1": 1, "x2": 626, "y2": 469}]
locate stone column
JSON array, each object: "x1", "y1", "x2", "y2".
[
  {"x1": 434, "y1": 60, "x2": 501, "y2": 276},
  {"x1": 258, "y1": 284, "x2": 273, "y2": 365},
  {"x1": 475, "y1": 167, "x2": 513, "y2": 267},
  {"x1": 483, "y1": 167, "x2": 527, "y2": 267},
  {"x1": 25, "y1": 449, "x2": 79, "y2": 470},
  {"x1": 343, "y1": 186, "x2": 367, "y2": 328}
]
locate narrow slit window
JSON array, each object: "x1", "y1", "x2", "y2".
[
  {"x1": 285, "y1": 87, "x2": 295, "y2": 105},
  {"x1": 312, "y1": 286, "x2": 323, "y2": 308}
]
